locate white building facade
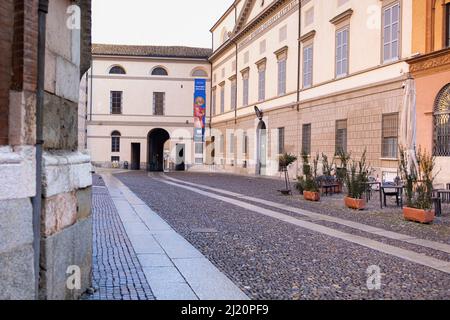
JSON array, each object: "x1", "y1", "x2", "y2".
[{"x1": 87, "y1": 45, "x2": 212, "y2": 171}]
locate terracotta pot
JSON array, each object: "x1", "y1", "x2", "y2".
[
  {"x1": 304, "y1": 191, "x2": 320, "y2": 202},
  {"x1": 344, "y1": 197, "x2": 366, "y2": 210},
  {"x1": 403, "y1": 207, "x2": 435, "y2": 224}
]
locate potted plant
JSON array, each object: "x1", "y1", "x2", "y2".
[
  {"x1": 278, "y1": 153, "x2": 297, "y2": 195},
  {"x1": 339, "y1": 150, "x2": 371, "y2": 210},
  {"x1": 300, "y1": 152, "x2": 321, "y2": 201},
  {"x1": 399, "y1": 147, "x2": 436, "y2": 224}
]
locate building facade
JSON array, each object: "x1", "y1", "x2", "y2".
[
  {"x1": 209, "y1": 0, "x2": 415, "y2": 181},
  {"x1": 408, "y1": 0, "x2": 450, "y2": 186},
  {"x1": 0, "y1": 0, "x2": 92, "y2": 299},
  {"x1": 87, "y1": 45, "x2": 212, "y2": 171}
]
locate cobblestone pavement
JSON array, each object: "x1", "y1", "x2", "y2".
[
  {"x1": 86, "y1": 175, "x2": 154, "y2": 300},
  {"x1": 116, "y1": 171, "x2": 450, "y2": 300}
]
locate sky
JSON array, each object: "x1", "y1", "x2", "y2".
[{"x1": 92, "y1": 0, "x2": 235, "y2": 48}]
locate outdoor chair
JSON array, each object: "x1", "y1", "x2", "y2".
[{"x1": 382, "y1": 181, "x2": 401, "y2": 207}]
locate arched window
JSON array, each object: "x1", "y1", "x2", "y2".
[
  {"x1": 109, "y1": 66, "x2": 126, "y2": 74},
  {"x1": 434, "y1": 83, "x2": 450, "y2": 157},
  {"x1": 151, "y1": 67, "x2": 168, "y2": 76},
  {"x1": 191, "y1": 68, "x2": 208, "y2": 78},
  {"x1": 111, "y1": 131, "x2": 121, "y2": 152}
]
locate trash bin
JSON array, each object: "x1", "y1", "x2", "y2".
[{"x1": 124, "y1": 161, "x2": 129, "y2": 170}]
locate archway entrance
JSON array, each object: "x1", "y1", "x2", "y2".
[
  {"x1": 256, "y1": 121, "x2": 267, "y2": 175},
  {"x1": 147, "y1": 128, "x2": 170, "y2": 172}
]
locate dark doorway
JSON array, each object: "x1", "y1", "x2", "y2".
[
  {"x1": 131, "y1": 143, "x2": 141, "y2": 170},
  {"x1": 147, "y1": 129, "x2": 170, "y2": 172},
  {"x1": 175, "y1": 144, "x2": 185, "y2": 171}
]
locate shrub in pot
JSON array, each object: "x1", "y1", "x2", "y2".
[
  {"x1": 339, "y1": 149, "x2": 372, "y2": 210},
  {"x1": 299, "y1": 152, "x2": 321, "y2": 201},
  {"x1": 278, "y1": 153, "x2": 297, "y2": 195},
  {"x1": 399, "y1": 147, "x2": 436, "y2": 224}
]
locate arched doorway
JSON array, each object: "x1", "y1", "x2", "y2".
[
  {"x1": 147, "y1": 128, "x2": 170, "y2": 172},
  {"x1": 433, "y1": 83, "x2": 450, "y2": 157},
  {"x1": 256, "y1": 121, "x2": 267, "y2": 175}
]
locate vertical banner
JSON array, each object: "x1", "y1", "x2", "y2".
[{"x1": 193, "y1": 79, "x2": 207, "y2": 142}]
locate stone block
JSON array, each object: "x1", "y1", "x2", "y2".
[
  {"x1": 0, "y1": 198, "x2": 33, "y2": 254},
  {"x1": 76, "y1": 187, "x2": 92, "y2": 220},
  {"x1": 41, "y1": 191, "x2": 77, "y2": 237},
  {"x1": 0, "y1": 244, "x2": 35, "y2": 300},
  {"x1": 43, "y1": 92, "x2": 78, "y2": 150},
  {"x1": 44, "y1": 50, "x2": 57, "y2": 94},
  {"x1": 39, "y1": 216, "x2": 92, "y2": 300},
  {"x1": 0, "y1": 146, "x2": 36, "y2": 201},
  {"x1": 56, "y1": 56, "x2": 80, "y2": 103},
  {"x1": 8, "y1": 91, "x2": 36, "y2": 146},
  {"x1": 42, "y1": 151, "x2": 92, "y2": 197}
]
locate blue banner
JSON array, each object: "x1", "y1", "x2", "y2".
[{"x1": 193, "y1": 79, "x2": 207, "y2": 142}]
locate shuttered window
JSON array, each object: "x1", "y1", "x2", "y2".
[
  {"x1": 277, "y1": 58, "x2": 287, "y2": 96},
  {"x1": 242, "y1": 72, "x2": 249, "y2": 106},
  {"x1": 335, "y1": 120, "x2": 348, "y2": 154},
  {"x1": 336, "y1": 27, "x2": 349, "y2": 77},
  {"x1": 110, "y1": 91, "x2": 122, "y2": 114},
  {"x1": 212, "y1": 88, "x2": 216, "y2": 115},
  {"x1": 303, "y1": 45, "x2": 313, "y2": 88},
  {"x1": 446, "y1": 3, "x2": 450, "y2": 48},
  {"x1": 258, "y1": 65, "x2": 266, "y2": 101},
  {"x1": 230, "y1": 78, "x2": 237, "y2": 110},
  {"x1": 382, "y1": 113, "x2": 399, "y2": 158},
  {"x1": 220, "y1": 84, "x2": 225, "y2": 113},
  {"x1": 302, "y1": 124, "x2": 311, "y2": 155},
  {"x1": 278, "y1": 127, "x2": 285, "y2": 154},
  {"x1": 383, "y1": 3, "x2": 400, "y2": 62},
  {"x1": 153, "y1": 92, "x2": 165, "y2": 115}
]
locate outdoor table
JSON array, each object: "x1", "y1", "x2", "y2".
[
  {"x1": 322, "y1": 183, "x2": 340, "y2": 196},
  {"x1": 381, "y1": 184, "x2": 404, "y2": 208}
]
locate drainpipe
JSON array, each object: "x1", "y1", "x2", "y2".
[
  {"x1": 32, "y1": 0, "x2": 48, "y2": 299},
  {"x1": 234, "y1": 3, "x2": 238, "y2": 125}
]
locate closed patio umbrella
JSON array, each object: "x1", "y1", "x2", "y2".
[{"x1": 399, "y1": 75, "x2": 419, "y2": 174}]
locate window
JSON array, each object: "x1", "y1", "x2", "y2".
[
  {"x1": 335, "y1": 120, "x2": 347, "y2": 154},
  {"x1": 303, "y1": 45, "x2": 313, "y2": 88},
  {"x1": 243, "y1": 132, "x2": 248, "y2": 154},
  {"x1": 232, "y1": 60, "x2": 237, "y2": 72},
  {"x1": 383, "y1": 3, "x2": 400, "y2": 63},
  {"x1": 446, "y1": 3, "x2": 450, "y2": 48},
  {"x1": 302, "y1": 124, "x2": 311, "y2": 155},
  {"x1": 259, "y1": 40, "x2": 266, "y2": 54},
  {"x1": 382, "y1": 113, "x2": 399, "y2": 158},
  {"x1": 242, "y1": 71, "x2": 249, "y2": 106},
  {"x1": 212, "y1": 87, "x2": 217, "y2": 115},
  {"x1": 277, "y1": 56, "x2": 287, "y2": 96},
  {"x1": 220, "y1": 84, "x2": 225, "y2": 113},
  {"x1": 258, "y1": 63, "x2": 266, "y2": 101},
  {"x1": 151, "y1": 67, "x2": 168, "y2": 76},
  {"x1": 244, "y1": 51, "x2": 249, "y2": 64},
  {"x1": 109, "y1": 66, "x2": 126, "y2": 74},
  {"x1": 336, "y1": 27, "x2": 349, "y2": 78},
  {"x1": 230, "y1": 78, "x2": 237, "y2": 110},
  {"x1": 278, "y1": 127, "x2": 285, "y2": 154},
  {"x1": 229, "y1": 133, "x2": 235, "y2": 154},
  {"x1": 192, "y1": 68, "x2": 208, "y2": 77},
  {"x1": 153, "y1": 92, "x2": 165, "y2": 115},
  {"x1": 111, "y1": 131, "x2": 121, "y2": 152},
  {"x1": 433, "y1": 84, "x2": 450, "y2": 157},
  {"x1": 195, "y1": 143, "x2": 204, "y2": 154},
  {"x1": 111, "y1": 156, "x2": 120, "y2": 162},
  {"x1": 219, "y1": 134, "x2": 225, "y2": 153},
  {"x1": 279, "y1": 25, "x2": 287, "y2": 42},
  {"x1": 305, "y1": 7, "x2": 314, "y2": 27},
  {"x1": 110, "y1": 91, "x2": 122, "y2": 114}
]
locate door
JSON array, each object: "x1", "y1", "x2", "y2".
[
  {"x1": 176, "y1": 144, "x2": 185, "y2": 171},
  {"x1": 131, "y1": 143, "x2": 141, "y2": 170}
]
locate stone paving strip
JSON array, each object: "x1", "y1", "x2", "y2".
[
  {"x1": 163, "y1": 174, "x2": 450, "y2": 255},
  {"x1": 88, "y1": 178, "x2": 154, "y2": 300},
  {"x1": 157, "y1": 176, "x2": 450, "y2": 275},
  {"x1": 101, "y1": 173, "x2": 249, "y2": 301}
]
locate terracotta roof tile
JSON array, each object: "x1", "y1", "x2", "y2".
[{"x1": 92, "y1": 44, "x2": 212, "y2": 59}]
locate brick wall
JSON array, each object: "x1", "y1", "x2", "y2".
[{"x1": 0, "y1": 0, "x2": 14, "y2": 145}]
